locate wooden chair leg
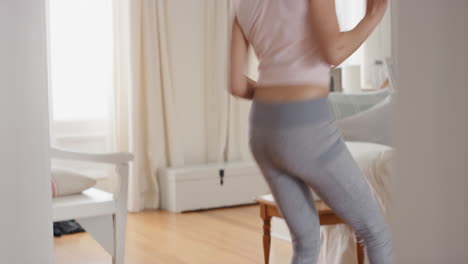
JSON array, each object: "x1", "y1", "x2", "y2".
[
  {"x1": 356, "y1": 242, "x2": 365, "y2": 264},
  {"x1": 262, "y1": 216, "x2": 272, "y2": 264},
  {"x1": 260, "y1": 204, "x2": 272, "y2": 264}
]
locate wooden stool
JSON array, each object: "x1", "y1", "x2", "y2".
[{"x1": 256, "y1": 194, "x2": 364, "y2": 264}]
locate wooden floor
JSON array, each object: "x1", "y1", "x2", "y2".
[{"x1": 54, "y1": 205, "x2": 292, "y2": 264}]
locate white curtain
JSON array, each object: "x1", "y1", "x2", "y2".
[
  {"x1": 114, "y1": 0, "x2": 252, "y2": 212},
  {"x1": 203, "y1": 0, "x2": 230, "y2": 163},
  {"x1": 114, "y1": 0, "x2": 183, "y2": 212}
]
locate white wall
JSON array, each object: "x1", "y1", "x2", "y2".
[
  {"x1": 0, "y1": 0, "x2": 53, "y2": 263},
  {"x1": 391, "y1": 0, "x2": 468, "y2": 263}
]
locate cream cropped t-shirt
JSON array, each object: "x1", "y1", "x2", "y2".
[{"x1": 236, "y1": 0, "x2": 331, "y2": 87}]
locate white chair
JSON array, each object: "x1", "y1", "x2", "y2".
[{"x1": 51, "y1": 148, "x2": 133, "y2": 264}]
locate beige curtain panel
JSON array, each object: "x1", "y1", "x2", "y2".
[
  {"x1": 113, "y1": 0, "x2": 251, "y2": 212},
  {"x1": 114, "y1": 0, "x2": 182, "y2": 212}
]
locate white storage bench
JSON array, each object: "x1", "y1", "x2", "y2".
[{"x1": 159, "y1": 162, "x2": 269, "y2": 213}]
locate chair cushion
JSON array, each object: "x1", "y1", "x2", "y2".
[
  {"x1": 51, "y1": 168, "x2": 97, "y2": 197},
  {"x1": 52, "y1": 188, "x2": 115, "y2": 221}
]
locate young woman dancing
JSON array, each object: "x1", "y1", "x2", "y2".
[{"x1": 229, "y1": 0, "x2": 392, "y2": 263}]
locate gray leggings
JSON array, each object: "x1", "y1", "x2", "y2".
[{"x1": 248, "y1": 97, "x2": 392, "y2": 264}]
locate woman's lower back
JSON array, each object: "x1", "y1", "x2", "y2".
[{"x1": 253, "y1": 84, "x2": 329, "y2": 103}]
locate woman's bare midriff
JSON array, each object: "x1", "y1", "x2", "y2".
[{"x1": 253, "y1": 84, "x2": 329, "y2": 103}]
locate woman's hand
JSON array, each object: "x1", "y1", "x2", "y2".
[{"x1": 365, "y1": 0, "x2": 389, "y2": 21}]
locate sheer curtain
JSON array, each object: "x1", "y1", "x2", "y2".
[
  {"x1": 114, "y1": 0, "x2": 182, "y2": 212},
  {"x1": 113, "y1": 0, "x2": 250, "y2": 212}
]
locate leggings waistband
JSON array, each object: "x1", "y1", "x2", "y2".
[{"x1": 249, "y1": 96, "x2": 335, "y2": 129}]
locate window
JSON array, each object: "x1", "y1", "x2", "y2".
[
  {"x1": 48, "y1": 0, "x2": 115, "y2": 181},
  {"x1": 49, "y1": 0, "x2": 114, "y2": 145}
]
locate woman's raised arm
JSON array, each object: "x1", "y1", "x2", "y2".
[{"x1": 309, "y1": 0, "x2": 388, "y2": 67}]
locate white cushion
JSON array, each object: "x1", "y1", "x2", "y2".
[
  {"x1": 52, "y1": 188, "x2": 115, "y2": 221},
  {"x1": 51, "y1": 169, "x2": 97, "y2": 197}
]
